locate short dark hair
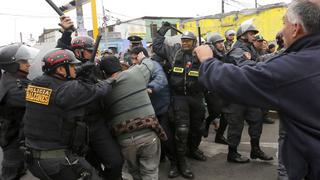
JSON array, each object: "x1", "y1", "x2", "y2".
[
  {"x1": 130, "y1": 47, "x2": 149, "y2": 57},
  {"x1": 268, "y1": 43, "x2": 276, "y2": 49},
  {"x1": 100, "y1": 56, "x2": 122, "y2": 76}
]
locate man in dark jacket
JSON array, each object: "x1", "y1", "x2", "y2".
[
  {"x1": 56, "y1": 16, "x2": 124, "y2": 180},
  {"x1": 23, "y1": 48, "x2": 115, "y2": 180},
  {"x1": 0, "y1": 43, "x2": 39, "y2": 180},
  {"x1": 195, "y1": 1, "x2": 320, "y2": 179},
  {"x1": 153, "y1": 22, "x2": 206, "y2": 179}
]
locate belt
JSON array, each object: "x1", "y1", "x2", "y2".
[{"x1": 32, "y1": 149, "x2": 67, "y2": 159}]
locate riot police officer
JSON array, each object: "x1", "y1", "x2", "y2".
[
  {"x1": 224, "y1": 29, "x2": 236, "y2": 52},
  {"x1": 0, "y1": 43, "x2": 39, "y2": 180},
  {"x1": 153, "y1": 22, "x2": 206, "y2": 179},
  {"x1": 23, "y1": 48, "x2": 115, "y2": 180},
  {"x1": 56, "y1": 16, "x2": 124, "y2": 180},
  {"x1": 225, "y1": 23, "x2": 273, "y2": 163},
  {"x1": 203, "y1": 33, "x2": 228, "y2": 145}
]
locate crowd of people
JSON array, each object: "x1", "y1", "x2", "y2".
[{"x1": 0, "y1": 0, "x2": 319, "y2": 180}]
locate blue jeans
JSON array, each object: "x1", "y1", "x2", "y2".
[{"x1": 118, "y1": 131, "x2": 161, "y2": 180}]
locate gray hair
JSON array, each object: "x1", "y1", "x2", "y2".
[{"x1": 286, "y1": 0, "x2": 320, "y2": 34}]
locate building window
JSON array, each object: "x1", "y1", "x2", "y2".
[{"x1": 150, "y1": 24, "x2": 157, "y2": 38}]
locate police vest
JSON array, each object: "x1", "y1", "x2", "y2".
[
  {"x1": 0, "y1": 73, "x2": 29, "y2": 147},
  {"x1": 169, "y1": 49, "x2": 203, "y2": 95},
  {"x1": 24, "y1": 76, "x2": 86, "y2": 151}
]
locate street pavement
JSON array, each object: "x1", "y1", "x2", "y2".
[{"x1": 1, "y1": 117, "x2": 279, "y2": 180}]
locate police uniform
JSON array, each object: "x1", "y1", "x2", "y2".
[
  {"x1": 153, "y1": 24, "x2": 205, "y2": 179},
  {"x1": 225, "y1": 27, "x2": 273, "y2": 163},
  {"x1": 123, "y1": 35, "x2": 143, "y2": 66},
  {"x1": 0, "y1": 43, "x2": 39, "y2": 180},
  {"x1": 57, "y1": 33, "x2": 124, "y2": 180},
  {"x1": 23, "y1": 49, "x2": 114, "y2": 180},
  {"x1": 203, "y1": 42, "x2": 228, "y2": 145}
]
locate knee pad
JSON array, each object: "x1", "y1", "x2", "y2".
[{"x1": 176, "y1": 125, "x2": 189, "y2": 142}]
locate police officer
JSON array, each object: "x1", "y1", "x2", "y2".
[
  {"x1": 0, "y1": 43, "x2": 39, "y2": 180},
  {"x1": 224, "y1": 29, "x2": 236, "y2": 52},
  {"x1": 123, "y1": 35, "x2": 143, "y2": 66},
  {"x1": 57, "y1": 16, "x2": 124, "y2": 180},
  {"x1": 203, "y1": 33, "x2": 228, "y2": 145},
  {"x1": 224, "y1": 23, "x2": 273, "y2": 163},
  {"x1": 153, "y1": 22, "x2": 206, "y2": 179},
  {"x1": 23, "y1": 48, "x2": 115, "y2": 180}
]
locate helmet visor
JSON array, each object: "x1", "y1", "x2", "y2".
[{"x1": 15, "y1": 45, "x2": 39, "y2": 62}]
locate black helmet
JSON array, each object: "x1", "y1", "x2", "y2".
[
  {"x1": 181, "y1": 31, "x2": 196, "y2": 40},
  {"x1": 207, "y1": 33, "x2": 224, "y2": 45},
  {"x1": 236, "y1": 24, "x2": 259, "y2": 39},
  {"x1": 0, "y1": 43, "x2": 39, "y2": 72},
  {"x1": 42, "y1": 48, "x2": 81, "y2": 74},
  {"x1": 71, "y1": 36, "x2": 95, "y2": 51}
]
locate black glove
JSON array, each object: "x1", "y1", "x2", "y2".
[
  {"x1": 157, "y1": 21, "x2": 172, "y2": 36},
  {"x1": 75, "y1": 61, "x2": 95, "y2": 75}
]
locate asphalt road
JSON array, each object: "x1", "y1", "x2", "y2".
[{"x1": 1, "y1": 117, "x2": 279, "y2": 180}]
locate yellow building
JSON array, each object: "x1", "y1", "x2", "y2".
[{"x1": 177, "y1": 3, "x2": 287, "y2": 42}]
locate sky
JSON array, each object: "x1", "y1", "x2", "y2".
[{"x1": 0, "y1": 0, "x2": 291, "y2": 46}]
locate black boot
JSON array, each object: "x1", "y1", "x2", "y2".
[
  {"x1": 250, "y1": 139, "x2": 273, "y2": 161},
  {"x1": 263, "y1": 117, "x2": 275, "y2": 124},
  {"x1": 168, "y1": 162, "x2": 180, "y2": 178},
  {"x1": 178, "y1": 156, "x2": 194, "y2": 179},
  {"x1": 215, "y1": 135, "x2": 228, "y2": 145},
  {"x1": 250, "y1": 147, "x2": 273, "y2": 161},
  {"x1": 188, "y1": 149, "x2": 207, "y2": 161},
  {"x1": 227, "y1": 147, "x2": 250, "y2": 163}
]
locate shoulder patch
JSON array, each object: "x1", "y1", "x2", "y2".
[{"x1": 26, "y1": 85, "x2": 52, "y2": 105}]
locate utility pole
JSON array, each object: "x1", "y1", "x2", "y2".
[
  {"x1": 255, "y1": 0, "x2": 258, "y2": 8},
  {"x1": 76, "y1": 0, "x2": 87, "y2": 36},
  {"x1": 91, "y1": 0, "x2": 99, "y2": 40},
  {"x1": 101, "y1": 0, "x2": 108, "y2": 48},
  {"x1": 222, "y1": 0, "x2": 225, "y2": 13},
  {"x1": 20, "y1": 32, "x2": 23, "y2": 43}
]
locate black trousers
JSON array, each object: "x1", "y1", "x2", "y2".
[
  {"x1": 224, "y1": 103, "x2": 263, "y2": 148},
  {"x1": 1, "y1": 138, "x2": 26, "y2": 180},
  {"x1": 87, "y1": 120, "x2": 124, "y2": 180},
  {"x1": 205, "y1": 92, "x2": 228, "y2": 137},
  {"x1": 28, "y1": 153, "x2": 103, "y2": 180},
  {"x1": 172, "y1": 95, "x2": 205, "y2": 156},
  {"x1": 157, "y1": 112, "x2": 177, "y2": 163}
]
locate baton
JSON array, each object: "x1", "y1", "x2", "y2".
[
  {"x1": 90, "y1": 34, "x2": 102, "y2": 63},
  {"x1": 45, "y1": 0, "x2": 76, "y2": 31}
]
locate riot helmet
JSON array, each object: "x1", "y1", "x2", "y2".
[
  {"x1": 71, "y1": 36, "x2": 95, "y2": 51},
  {"x1": 71, "y1": 36, "x2": 95, "y2": 62},
  {"x1": 181, "y1": 31, "x2": 197, "y2": 51},
  {"x1": 42, "y1": 48, "x2": 81, "y2": 79},
  {"x1": 225, "y1": 29, "x2": 236, "y2": 37},
  {"x1": 0, "y1": 43, "x2": 39, "y2": 73},
  {"x1": 207, "y1": 33, "x2": 224, "y2": 45},
  {"x1": 236, "y1": 24, "x2": 259, "y2": 39}
]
